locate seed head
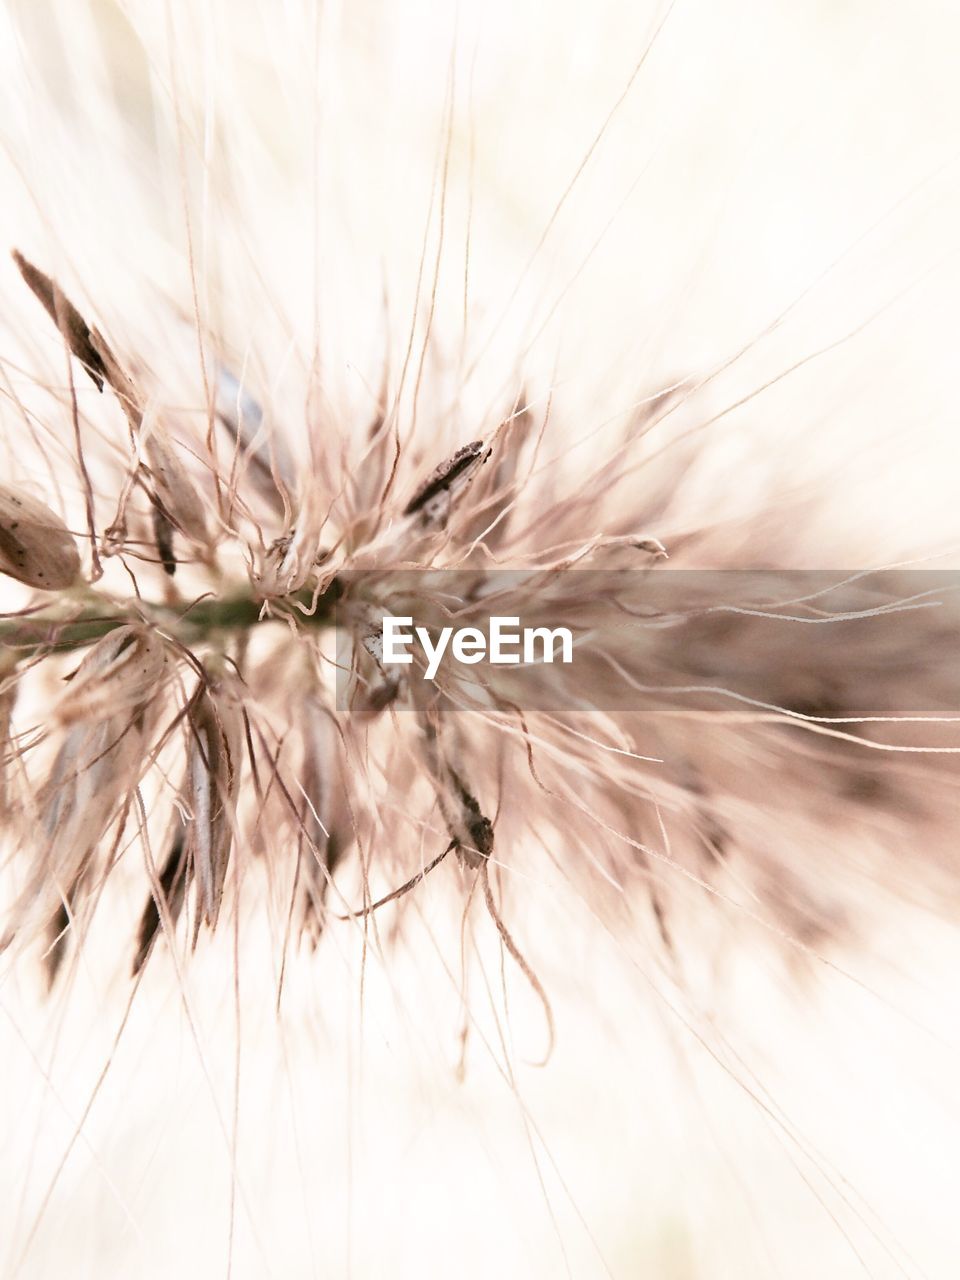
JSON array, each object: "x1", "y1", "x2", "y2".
[{"x1": 0, "y1": 485, "x2": 81, "y2": 591}]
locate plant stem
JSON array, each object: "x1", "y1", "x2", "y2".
[{"x1": 0, "y1": 580, "x2": 341, "y2": 657}]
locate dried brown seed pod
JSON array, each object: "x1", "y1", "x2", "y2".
[
  {"x1": 2, "y1": 707, "x2": 152, "y2": 954},
  {"x1": 416, "y1": 709, "x2": 494, "y2": 867},
  {"x1": 132, "y1": 827, "x2": 189, "y2": 975},
  {"x1": 11, "y1": 250, "x2": 108, "y2": 391},
  {"x1": 12, "y1": 251, "x2": 142, "y2": 432},
  {"x1": 403, "y1": 440, "x2": 490, "y2": 526},
  {"x1": 53, "y1": 625, "x2": 167, "y2": 727},
  {"x1": 184, "y1": 680, "x2": 244, "y2": 936},
  {"x1": 141, "y1": 411, "x2": 210, "y2": 545},
  {"x1": 0, "y1": 485, "x2": 81, "y2": 590},
  {"x1": 152, "y1": 504, "x2": 177, "y2": 576}
]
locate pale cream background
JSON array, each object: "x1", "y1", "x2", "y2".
[{"x1": 1, "y1": 2, "x2": 959, "y2": 1277}]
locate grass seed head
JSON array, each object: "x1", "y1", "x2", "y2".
[{"x1": 0, "y1": 485, "x2": 81, "y2": 591}]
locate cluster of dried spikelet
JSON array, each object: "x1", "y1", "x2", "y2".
[
  {"x1": 1, "y1": 4, "x2": 960, "y2": 1277},
  {"x1": 2, "y1": 244, "x2": 958, "y2": 1026}
]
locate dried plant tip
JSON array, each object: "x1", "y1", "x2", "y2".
[
  {"x1": 44, "y1": 899, "x2": 71, "y2": 986},
  {"x1": 185, "y1": 683, "x2": 243, "y2": 936},
  {"x1": 54, "y1": 625, "x2": 166, "y2": 727},
  {"x1": 13, "y1": 252, "x2": 148, "y2": 438},
  {"x1": 2, "y1": 707, "x2": 148, "y2": 953},
  {"x1": 12, "y1": 250, "x2": 107, "y2": 391},
  {"x1": 416, "y1": 712, "x2": 495, "y2": 865},
  {"x1": 445, "y1": 768, "x2": 495, "y2": 869},
  {"x1": 0, "y1": 485, "x2": 81, "y2": 590},
  {"x1": 142, "y1": 413, "x2": 209, "y2": 544},
  {"x1": 403, "y1": 441, "x2": 490, "y2": 522},
  {"x1": 43, "y1": 870, "x2": 85, "y2": 987},
  {"x1": 133, "y1": 828, "x2": 189, "y2": 974},
  {"x1": 152, "y1": 504, "x2": 177, "y2": 575},
  {"x1": 633, "y1": 537, "x2": 668, "y2": 558}
]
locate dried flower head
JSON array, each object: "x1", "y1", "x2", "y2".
[
  {"x1": 1, "y1": 243, "x2": 956, "y2": 1013},
  {"x1": 1, "y1": 4, "x2": 959, "y2": 1277}
]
